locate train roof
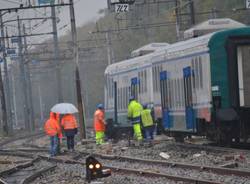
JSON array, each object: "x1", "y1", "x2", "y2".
[{"x1": 105, "y1": 27, "x2": 249, "y2": 75}]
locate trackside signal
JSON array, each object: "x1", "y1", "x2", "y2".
[{"x1": 86, "y1": 156, "x2": 111, "y2": 182}]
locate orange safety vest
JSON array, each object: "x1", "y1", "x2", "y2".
[
  {"x1": 55, "y1": 113, "x2": 63, "y2": 138},
  {"x1": 93, "y1": 109, "x2": 105, "y2": 132},
  {"x1": 44, "y1": 112, "x2": 61, "y2": 136},
  {"x1": 61, "y1": 114, "x2": 78, "y2": 130}
]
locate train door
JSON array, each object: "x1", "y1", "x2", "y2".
[
  {"x1": 131, "y1": 77, "x2": 139, "y2": 100},
  {"x1": 183, "y1": 66, "x2": 196, "y2": 131},
  {"x1": 160, "y1": 71, "x2": 172, "y2": 129}
]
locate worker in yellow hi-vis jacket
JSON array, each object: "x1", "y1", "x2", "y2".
[
  {"x1": 141, "y1": 104, "x2": 155, "y2": 141},
  {"x1": 127, "y1": 96, "x2": 143, "y2": 141}
]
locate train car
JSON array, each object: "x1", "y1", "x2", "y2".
[{"x1": 104, "y1": 27, "x2": 250, "y2": 143}]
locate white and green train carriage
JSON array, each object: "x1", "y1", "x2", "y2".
[{"x1": 104, "y1": 27, "x2": 250, "y2": 143}]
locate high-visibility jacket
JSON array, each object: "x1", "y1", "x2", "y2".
[
  {"x1": 61, "y1": 114, "x2": 78, "y2": 130},
  {"x1": 128, "y1": 100, "x2": 142, "y2": 118},
  {"x1": 44, "y1": 112, "x2": 61, "y2": 136},
  {"x1": 141, "y1": 109, "x2": 154, "y2": 127},
  {"x1": 93, "y1": 109, "x2": 105, "y2": 132},
  {"x1": 55, "y1": 113, "x2": 63, "y2": 138}
]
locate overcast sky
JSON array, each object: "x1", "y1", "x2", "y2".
[{"x1": 0, "y1": 0, "x2": 107, "y2": 42}]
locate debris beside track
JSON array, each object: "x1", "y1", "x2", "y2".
[{"x1": 77, "y1": 136, "x2": 250, "y2": 170}]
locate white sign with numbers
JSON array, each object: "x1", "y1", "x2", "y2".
[
  {"x1": 115, "y1": 4, "x2": 129, "y2": 13},
  {"x1": 246, "y1": 0, "x2": 250, "y2": 8}
]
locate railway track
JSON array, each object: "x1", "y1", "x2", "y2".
[
  {"x1": 0, "y1": 157, "x2": 56, "y2": 184},
  {"x1": 77, "y1": 151, "x2": 250, "y2": 184},
  {"x1": 1, "y1": 147, "x2": 250, "y2": 184},
  {"x1": 0, "y1": 132, "x2": 45, "y2": 148},
  {"x1": 1, "y1": 140, "x2": 250, "y2": 184}
]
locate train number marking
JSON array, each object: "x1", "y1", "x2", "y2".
[{"x1": 115, "y1": 4, "x2": 129, "y2": 13}]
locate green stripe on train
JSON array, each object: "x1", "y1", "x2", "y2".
[{"x1": 208, "y1": 27, "x2": 250, "y2": 108}]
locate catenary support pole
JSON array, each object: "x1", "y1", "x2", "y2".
[
  {"x1": 175, "y1": 0, "x2": 180, "y2": 41},
  {"x1": 51, "y1": 4, "x2": 63, "y2": 103},
  {"x1": 23, "y1": 24, "x2": 35, "y2": 131},
  {"x1": 5, "y1": 27, "x2": 15, "y2": 131},
  {"x1": 0, "y1": 12, "x2": 13, "y2": 134},
  {"x1": 17, "y1": 16, "x2": 30, "y2": 131},
  {"x1": 0, "y1": 13, "x2": 8, "y2": 135},
  {"x1": 189, "y1": 0, "x2": 195, "y2": 26},
  {"x1": 69, "y1": 0, "x2": 86, "y2": 139}
]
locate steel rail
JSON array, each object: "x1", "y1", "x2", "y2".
[
  {"x1": 0, "y1": 178, "x2": 7, "y2": 184},
  {"x1": 105, "y1": 165, "x2": 222, "y2": 184},
  {"x1": 80, "y1": 151, "x2": 250, "y2": 178},
  {"x1": 0, "y1": 157, "x2": 39, "y2": 177},
  {"x1": 0, "y1": 150, "x2": 35, "y2": 158},
  {"x1": 0, "y1": 148, "x2": 48, "y2": 152},
  {"x1": 0, "y1": 131, "x2": 44, "y2": 148},
  {"x1": 20, "y1": 165, "x2": 56, "y2": 184},
  {"x1": 38, "y1": 155, "x2": 221, "y2": 184}
]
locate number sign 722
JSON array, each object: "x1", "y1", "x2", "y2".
[{"x1": 115, "y1": 4, "x2": 129, "y2": 13}]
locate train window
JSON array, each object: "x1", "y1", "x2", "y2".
[
  {"x1": 195, "y1": 57, "x2": 199, "y2": 89},
  {"x1": 199, "y1": 56, "x2": 203, "y2": 89},
  {"x1": 156, "y1": 66, "x2": 159, "y2": 92},
  {"x1": 124, "y1": 87, "x2": 126, "y2": 109},
  {"x1": 177, "y1": 79, "x2": 181, "y2": 108},
  {"x1": 119, "y1": 88, "x2": 122, "y2": 110},
  {"x1": 120, "y1": 87, "x2": 122, "y2": 110},
  {"x1": 167, "y1": 79, "x2": 171, "y2": 108},
  {"x1": 107, "y1": 77, "x2": 109, "y2": 97},
  {"x1": 170, "y1": 80, "x2": 173, "y2": 109},
  {"x1": 181, "y1": 78, "x2": 185, "y2": 108},
  {"x1": 191, "y1": 58, "x2": 196, "y2": 90},
  {"x1": 121, "y1": 87, "x2": 124, "y2": 110},
  {"x1": 153, "y1": 65, "x2": 163, "y2": 93},
  {"x1": 180, "y1": 78, "x2": 183, "y2": 108},
  {"x1": 117, "y1": 88, "x2": 120, "y2": 110},
  {"x1": 172, "y1": 79, "x2": 175, "y2": 109},
  {"x1": 176, "y1": 79, "x2": 178, "y2": 109},
  {"x1": 109, "y1": 77, "x2": 114, "y2": 98},
  {"x1": 140, "y1": 71, "x2": 142, "y2": 94},
  {"x1": 158, "y1": 65, "x2": 162, "y2": 92},
  {"x1": 152, "y1": 67, "x2": 156, "y2": 92},
  {"x1": 141, "y1": 71, "x2": 144, "y2": 93},
  {"x1": 125, "y1": 87, "x2": 128, "y2": 108},
  {"x1": 144, "y1": 70, "x2": 147, "y2": 93}
]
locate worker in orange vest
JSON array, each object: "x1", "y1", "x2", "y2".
[
  {"x1": 44, "y1": 112, "x2": 62, "y2": 157},
  {"x1": 55, "y1": 113, "x2": 63, "y2": 154},
  {"x1": 93, "y1": 104, "x2": 106, "y2": 145},
  {"x1": 61, "y1": 114, "x2": 78, "y2": 152}
]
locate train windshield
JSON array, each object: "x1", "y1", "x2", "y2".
[{"x1": 237, "y1": 45, "x2": 250, "y2": 107}]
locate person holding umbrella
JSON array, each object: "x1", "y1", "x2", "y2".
[
  {"x1": 51, "y1": 103, "x2": 79, "y2": 152},
  {"x1": 61, "y1": 114, "x2": 78, "y2": 152}
]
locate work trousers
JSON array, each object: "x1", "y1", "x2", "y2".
[
  {"x1": 50, "y1": 135, "x2": 59, "y2": 156},
  {"x1": 133, "y1": 123, "x2": 143, "y2": 141},
  {"x1": 66, "y1": 135, "x2": 75, "y2": 150},
  {"x1": 144, "y1": 125, "x2": 155, "y2": 140},
  {"x1": 95, "y1": 131, "x2": 105, "y2": 145}
]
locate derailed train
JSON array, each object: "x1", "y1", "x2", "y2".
[{"x1": 104, "y1": 27, "x2": 250, "y2": 143}]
